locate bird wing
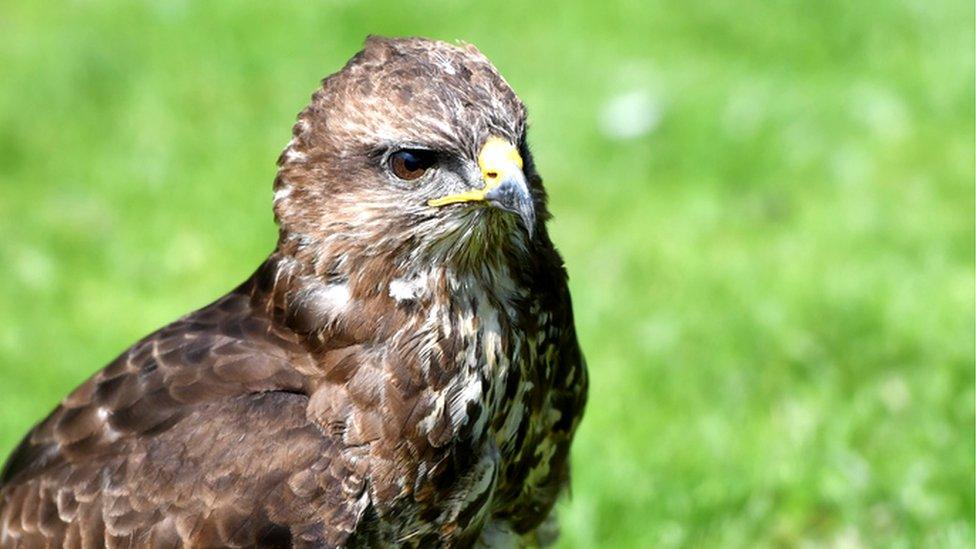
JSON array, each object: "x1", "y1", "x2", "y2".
[{"x1": 0, "y1": 290, "x2": 370, "y2": 548}]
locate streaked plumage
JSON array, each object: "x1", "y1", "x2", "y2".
[{"x1": 0, "y1": 36, "x2": 587, "y2": 547}]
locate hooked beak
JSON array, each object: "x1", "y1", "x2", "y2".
[
  {"x1": 427, "y1": 137, "x2": 535, "y2": 237},
  {"x1": 483, "y1": 170, "x2": 535, "y2": 237}
]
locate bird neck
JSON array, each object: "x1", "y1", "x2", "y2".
[{"x1": 254, "y1": 243, "x2": 529, "y2": 346}]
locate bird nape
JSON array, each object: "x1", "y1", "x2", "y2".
[{"x1": 0, "y1": 36, "x2": 587, "y2": 548}]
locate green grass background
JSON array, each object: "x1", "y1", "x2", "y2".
[{"x1": 0, "y1": 1, "x2": 973, "y2": 546}]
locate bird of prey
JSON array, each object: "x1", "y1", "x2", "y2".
[{"x1": 0, "y1": 36, "x2": 587, "y2": 548}]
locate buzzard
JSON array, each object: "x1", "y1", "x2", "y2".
[{"x1": 0, "y1": 36, "x2": 587, "y2": 547}]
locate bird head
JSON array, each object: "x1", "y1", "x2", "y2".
[{"x1": 272, "y1": 36, "x2": 549, "y2": 277}]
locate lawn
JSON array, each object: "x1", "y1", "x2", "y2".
[{"x1": 0, "y1": 1, "x2": 972, "y2": 546}]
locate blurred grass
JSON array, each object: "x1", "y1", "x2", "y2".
[{"x1": 0, "y1": 0, "x2": 972, "y2": 546}]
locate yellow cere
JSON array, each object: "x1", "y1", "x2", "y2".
[{"x1": 428, "y1": 137, "x2": 522, "y2": 207}]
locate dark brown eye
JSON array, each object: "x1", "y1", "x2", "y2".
[{"x1": 389, "y1": 149, "x2": 436, "y2": 180}]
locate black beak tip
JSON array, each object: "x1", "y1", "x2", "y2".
[
  {"x1": 519, "y1": 208, "x2": 536, "y2": 238},
  {"x1": 484, "y1": 178, "x2": 536, "y2": 239}
]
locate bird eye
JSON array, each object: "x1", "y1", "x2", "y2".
[{"x1": 389, "y1": 149, "x2": 436, "y2": 181}]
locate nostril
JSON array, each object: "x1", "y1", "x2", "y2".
[{"x1": 486, "y1": 171, "x2": 498, "y2": 179}]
